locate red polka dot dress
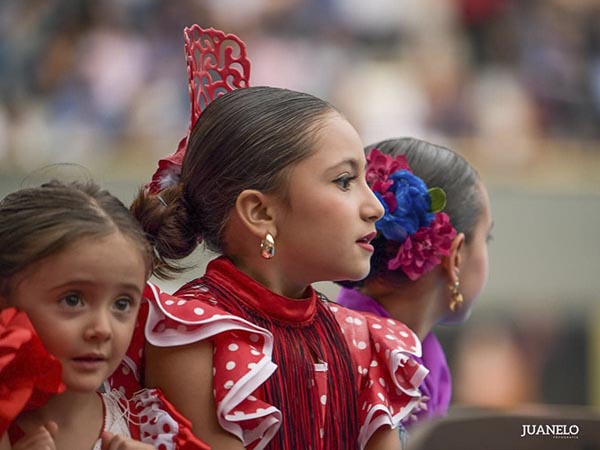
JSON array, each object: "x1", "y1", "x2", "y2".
[{"x1": 109, "y1": 257, "x2": 428, "y2": 450}]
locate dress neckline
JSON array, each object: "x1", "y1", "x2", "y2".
[{"x1": 204, "y1": 256, "x2": 319, "y2": 324}]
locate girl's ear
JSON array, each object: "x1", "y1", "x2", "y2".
[
  {"x1": 234, "y1": 189, "x2": 277, "y2": 239},
  {"x1": 441, "y1": 232, "x2": 465, "y2": 283}
]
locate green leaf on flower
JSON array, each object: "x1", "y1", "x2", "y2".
[{"x1": 428, "y1": 187, "x2": 447, "y2": 212}]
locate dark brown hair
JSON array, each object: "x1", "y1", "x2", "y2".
[
  {"x1": 0, "y1": 180, "x2": 153, "y2": 295},
  {"x1": 132, "y1": 86, "x2": 338, "y2": 279}
]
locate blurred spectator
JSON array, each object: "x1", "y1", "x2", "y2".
[{"x1": 1, "y1": 0, "x2": 599, "y2": 173}]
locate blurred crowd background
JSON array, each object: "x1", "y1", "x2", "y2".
[{"x1": 1, "y1": 0, "x2": 600, "y2": 419}]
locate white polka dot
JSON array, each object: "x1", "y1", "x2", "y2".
[
  {"x1": 224, "y1": 380, "x2": 234, "y2": 389},
  {"x1": 368, "y1": 380, "x2": 374, "y2": 388},
  {"x1": 370, "y1": 360, "x2": 378, "y2": 367},
  {"x1": 353, "y1": 318, "x2": 363, "y2": 326},
  {"x1": 356, "y1": 341, "x2": 367, "y2": 350},
  {"x1": 177, "y1": 300, "x2": 186, "y2": 306},
  {"x1": 362, "y1": 401, "x2": 368, "y2": 410},
  {"x1": 371, "y1": 323, "x2": 382, "y2": 330},
  {"x1": 362, "y1": 368, "x2": 368, "y2": 376},
  {"x1": 320, "y1": 395, "x2": 327, "y2": 405},
  {"x1": 213, "y1": 368, "x2": 216, "y2": 376},
  {"x1": 226, "y1": 361, "x2": 236, "y2": 370},
  {"x1": 400, "y1": 331, "x2": 409, "y2": 338},
  {"x1": 375, "y1": 343, "x2": 380, "y2": 353},
  {"x1": 385, "y1": 334, "x2": 395, "y2": 340},
  {"x1": 248, "y1": 362, "x2": 257, "y2": 369},
  {"x1": 193, "y1": 307, "x2": 205, "y2": 316},
  {"x1": 256, "y1": 408, "x2": 265, "y2": 413},
  {"x1": 320, "y1": 428, "x2": 324, "y2": 438},
  {"x1": 233, "y1": 411, "x2": 244, "y2": 416},
  {"x1": 387, "y1": 319, "x2": 396, "y2": 325},
  {"x1": 165, "y1": 300, "x2": 175, "y2": 305},
  {"x1": 228, "y1": 343, "x2": 239, "y2": 352},
  {"x1": 377, "y1": 392, "x2": 385, "y2": 401},
  {"x1": 121, "y1": 365, "x2": 130, "y2": 375},
  {"x1": 330, "y1": 306, "x2": 339, "y2": 313},
  {"x1": 385, "y1": 349, "x2": 390, "y2": 359},
  {"x1": 249, "y1": 334, "x2": 259, "y2": 343},
  {"x1": 357, "y1": 365, "x2": 363, "y2": 374},
  {"x1": 345, "y1": 316, "x2": 354, "y2": 324},
  {"x1": 248, "y1": 395, "x2": 257, "y2": 401},
  {"x1": 250, "y1": 349, "x2": 261, "y2": 356},
  {"x1": 379, "y1": 377, "x2": 386, "y2": 387}
]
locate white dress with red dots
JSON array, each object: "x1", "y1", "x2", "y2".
[{"x1": 108, "y1": 257, "x2": 428, "y2": 450}]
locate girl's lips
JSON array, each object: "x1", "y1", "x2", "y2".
[
  {"x1": 357, "y1": 231, "x2": 377, "y2": 244},
  {"x1": 356, "y1": 231, "x2": 377, "y2": 252},
  {"x1": 71, "y1": 354, "x2": 107, "y2": 370}
]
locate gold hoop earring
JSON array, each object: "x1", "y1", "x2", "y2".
[
  {"x1": 449, "y1": 279, "x2": 463, "y2": 312},
  {"x1": 260, "y1": 233, "x2": 275, "y2": 259}
]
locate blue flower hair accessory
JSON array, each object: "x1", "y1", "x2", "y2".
[{"x1": 366, "y1": 148, "x2": 457, "y2": 280}]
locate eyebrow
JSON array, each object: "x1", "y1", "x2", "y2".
[
  {"x1": 326, "y1": 158, "x2": 361, "y2": 173},
  {"x1": 51, "y1": 279, "x2": 143, "y2": 295}
]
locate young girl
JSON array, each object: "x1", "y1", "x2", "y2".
[
  {"x1": 108, "y1": 85, "x2": 430, "y2": 450},
  {"x1": 336, "y1": 137, "x2": 494, "y2": 426},
  {"x1": 0, "y1": 180, "x2": 209, "y2": 450}
]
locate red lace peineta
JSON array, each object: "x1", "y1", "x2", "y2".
[{"x1": 146, "y1": 25, "x2": 251, "y2": 195}]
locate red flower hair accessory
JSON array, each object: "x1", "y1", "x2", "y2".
[
  {"x1": 366, "y1": 148, "x2": 457, "y2": 281},
  {"x1": 0, "y1": 308, "x2": 65, "y2": 435},
  {"x1": 146, "y1": 25, "x2": 251, "y2": 195}
]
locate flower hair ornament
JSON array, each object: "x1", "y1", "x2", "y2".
[
  {"x1": 145, "y1": 25, "x2": 251, "y2": 195},
  {"x1": 366, "y1": 148, "x2": 457, "y2": 281}
]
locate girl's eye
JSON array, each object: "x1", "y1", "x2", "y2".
[
  {"x1": 486, "y1": 234, "x2": 494, "y2": 244},
  {"x1": 114, "y1": 297, "x2": 133, "y2": 312},
  {"x1": 60, "y1": 294, "x2": 84, "y2": 308},
  {"x1": 334, "y1": 175, "x2": 357, "y2": 191}
]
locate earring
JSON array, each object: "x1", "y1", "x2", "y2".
[
  {"x1": 449, "y1": 279, "x2": 463, "y2": 312},
  {"x1": 260, "y1": 233, "x2": 275, "y2": 259}
]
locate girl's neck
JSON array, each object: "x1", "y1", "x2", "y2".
[
  {"x1": 229, "y1": 255, "x2": 310, "y2": 299},
  {"x1": 361, "y1": 274, "x2": 446, "y2": 340}
]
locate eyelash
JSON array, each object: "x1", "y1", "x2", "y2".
[{"x1": 334, "y1": 174, "x2": 357, "y2": 190}]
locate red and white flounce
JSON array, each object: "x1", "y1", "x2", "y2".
[
  {"x1": 328, "y1": 304, "x2": 429, "y2": 448},
  {"x1": 108, "y1": 283, "x2": 280, "y2": 449}
]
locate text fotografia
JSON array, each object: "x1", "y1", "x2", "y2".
[{"x1": 520, "y1": 424, "x2": 579, "y2": 439}]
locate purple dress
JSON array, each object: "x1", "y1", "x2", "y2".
[{"x1": 336, "y1": 287, "x2": 452, "y2": 426}]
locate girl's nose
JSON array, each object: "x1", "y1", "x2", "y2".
[
  {"x1": 84, "y1": 312, "x2": 112, "y2": 341},
  {"x1": 363, "y1": 184, "x2": 385, "y2": 223}
]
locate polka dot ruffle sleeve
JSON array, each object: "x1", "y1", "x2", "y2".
[
  {"x1": 132, "y1": 388, "x2": 210, "y2": 450},
  {"x1": 328, "y1": 304, "x2": 429, "y2": 449},
  {"x1": 114, "y1": 282, "x2": 280, "y2": 449}
]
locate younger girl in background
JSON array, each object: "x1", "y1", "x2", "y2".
[
  {"x1": 0, "y1": 180, "x2": 208, "y2": 450},
  {"x1": 111, "y1": 86, "x2": 430, "y2": 450},
  {"x1": 337, "y1": 137, "x2": 494, "y2": 426}
]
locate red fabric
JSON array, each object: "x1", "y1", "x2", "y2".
[
  {"x1": 108, "y1": 261, "x2": 427, "y2": 449},
  {"x1": 0, "y1": 308, "x2": 65, "y2": 436},
  {"x1": 133, "y1": 388, "x2": 210, "y2": 450}
]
